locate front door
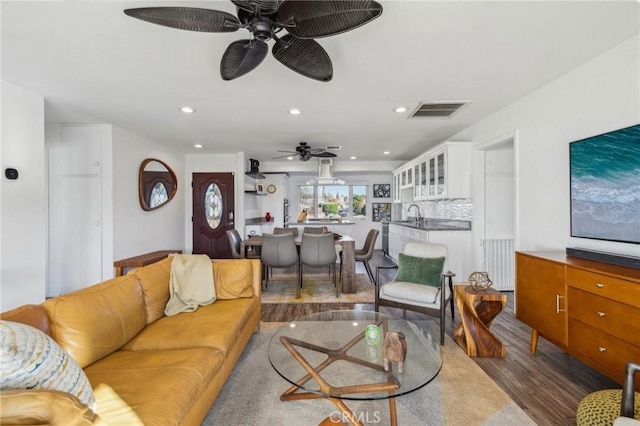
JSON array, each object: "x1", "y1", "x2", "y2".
[{"x1": 192, "y1": 173, "x2": 235, "y2": 258}]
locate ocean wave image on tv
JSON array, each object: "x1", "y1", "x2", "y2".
[{"x1": 570, "y1": 124, "x2": 640, "y2": 244}]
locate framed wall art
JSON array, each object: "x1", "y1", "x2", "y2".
[
  {"x1": 373, "y1": 183, "x2": 391, "y2": 198},
  {"x1": 372, "y1": 203, "x2": 391, "y2": 222}
]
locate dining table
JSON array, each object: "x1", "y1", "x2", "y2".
[{"x1": 240, "y1": 234, "x2": 357, "y2": 293}]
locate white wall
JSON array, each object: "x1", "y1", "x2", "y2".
[
  {"x1": 453, "y1": 35, "x2": 640, "y2": 259},
  {"x1": 112, "y1": 126, "x2": 185, "y2": 260},
  {"x1": 1, "y1": 81, "x2": 47, "y2": 310}
]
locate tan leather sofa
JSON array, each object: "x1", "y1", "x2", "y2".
[{"x1": 0, "y1": 257, "x2": 262, "y2": 425}]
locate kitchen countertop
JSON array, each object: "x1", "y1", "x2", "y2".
[
  {"x1": 388, "y1": 219, "x2": 471, "y2": 231},
  {"x1": 287, "y1": 220, "x2": 356, "y2": 226}
]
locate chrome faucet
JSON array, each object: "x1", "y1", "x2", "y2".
[{"x1": 407, "y1": 204, "x2": 422, "y2": 222}]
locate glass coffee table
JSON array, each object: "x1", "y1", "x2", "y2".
[{"x1": 268, "y1": 310, "x2": 442, "y2": 426}]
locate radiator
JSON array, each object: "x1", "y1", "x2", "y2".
[{"x1": 482, "y1": 239, "x2": 515, "y2": 290}]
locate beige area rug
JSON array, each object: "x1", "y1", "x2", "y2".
[
  {"x1": 204, "y1": 321, "x2": 535, "y2": 425},
  {"x1": 261, "y1": 272, "x2": 375, "y2": 304}
]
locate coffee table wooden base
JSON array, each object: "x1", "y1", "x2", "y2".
[
  {"x1": 279, "y1": 320, "x2": 400, "y2": 426},
  {"x1": 453, "y1": 285, "x2": 507, "y2": 358}
]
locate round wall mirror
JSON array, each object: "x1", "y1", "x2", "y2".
[{"x1": 138, "y1": 158, "x2": 177, "y2": 211}]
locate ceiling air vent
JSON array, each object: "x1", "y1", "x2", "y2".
[
  {"x1": 409, "y1": 102, "x2": 469, "y2": 119},
  {"x1": 325, "y1": 145, "x2": 342, "y2": 151}
]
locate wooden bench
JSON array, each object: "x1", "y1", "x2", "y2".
[{"x1": 114, "y1": 250, "x2": 182, "y2": 276}]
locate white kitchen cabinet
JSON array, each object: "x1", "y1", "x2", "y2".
[
  {"x1": 392, "y1": 171, "x2": 402, "y2": 203},
  {"x1": 400, "y1": 163, "x2": 414, "y2": 189},
  {"x1": 388, "y1": 224, "x2": 471, "y2": 283},
  {"x1": 428, "y1": 230, "x2": 473, "y2": 282},
  {"x1": 427, "y1": 142, "x2": 471, "y2": 199},
  {"x1": 413, "y1": 156, "x2": 428, "y2": 200}
]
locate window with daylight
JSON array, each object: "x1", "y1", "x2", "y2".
[{"x1": 298, "y1": 185, "x2": 367, "y2": 220}]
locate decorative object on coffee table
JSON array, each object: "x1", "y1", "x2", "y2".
[
  {"x1": 468, "y1": 271, "x2": 493, "y2": 291},
  {"x1": 364, "y1": 324, "x2": 382, "y2": 346},
  {"x1": 382, "y1": 331, "x2": 407, "y2": 373}
]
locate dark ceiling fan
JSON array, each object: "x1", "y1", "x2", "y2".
[
  {"x1": 273, "y1": 142, "x2": 337, "y2": 161},
  {"x1": 124, "y1": 0, "x2": 383, "y2": 82}
]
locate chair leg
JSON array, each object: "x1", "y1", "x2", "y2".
[
  {"x1": 448, "y1": 276, "x2": 454, "y2": 320},
  {"x1": 297, "y1": 262, "x2": 302, "y2": 298},
  {"x1": 363, "y1": 260, "x2": 375, "y2": 284},
  {"x1": 333, "y1": 264, "x2": 338, "y2": 297}
]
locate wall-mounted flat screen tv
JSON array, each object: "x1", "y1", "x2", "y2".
[{"x1": 570, "y1": 124, "x2": 640, "y2": 245}]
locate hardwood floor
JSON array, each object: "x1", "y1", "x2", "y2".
[{"x1": 261, "y1": 250, "x2": 618, "y2": 425}]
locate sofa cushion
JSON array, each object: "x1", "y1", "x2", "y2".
[
  {"x1": 380, "y1": 281, "x2": 442, "y2": 306},
  {"x1": 93, "y1": 384, "x2": 144, "y2": 426},
  {"x1": 129, "y1": 257, "x2": 172, "y2": 324},
  {"x1": 395, "y1": 253, "x2": 444, "y2": 287},
  {"x1": 122, "y1": 297, "x2": 259, "y2": 354},
  {"x1": 213, "y1": 259, "x2": 255, "y2": 299},
  {"x1": 43, "y1": 275, "x2": 146, "y2": 368},
  {"x1": 85, "y1": 347, "x2": 223, "y2": 426},
  {"x1": 0, "y1": 321, "x2": 96, "y2": 410}
]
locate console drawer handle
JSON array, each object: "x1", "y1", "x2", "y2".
[
  {"x1": 597, "y1": 312, "x2": 606, "y2": 317},
  {"x1": 598, "y1": 346, "x2": 606, "y2": 352},
  {"x1": 596, "y1": 282, "x2": 604, "y2": 288}
]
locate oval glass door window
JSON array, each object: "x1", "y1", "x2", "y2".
[
  {"x1": 205, "y1": 183, "x2": 223, "y2": 229},
  {"x1": 149, "y1": 182, "x2": 169, "y2": 208}
]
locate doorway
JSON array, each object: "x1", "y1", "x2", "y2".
[
  {"x1": 192, "y1": 173, "x2": 235, "y2": 258},
  {"x1": 477, "y1": 131, "x2": 517, "y2": 291}
]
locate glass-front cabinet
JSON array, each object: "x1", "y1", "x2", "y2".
[
  {"x1": 400, "y1": 164, "x2": 413, "y2": 189},
  {"x1": 392, "y1": 171, "x2": 402, "y2": 203},
  {"x1": 413, "y1": 157, "x2": 429, "y2": 200},
  {"x1": 393, "y1": 141, "x2": 471, "y2": 203}
]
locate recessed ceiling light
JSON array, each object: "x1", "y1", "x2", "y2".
[
  {"x1": 194, "y1": 144, "x2": 203, "y2": 149},
  {"x1": 383, "y1": 151, "x2": 390, "y2": 155},
  {"x1": 350, "y1": 156, "x2": 357, "y2": 160},
  {"x1": 394, "y1": 106, "x2": 407, "y2": 113},
  {"x1": 180, "y1": 106, "x2": 195, "y2": 113},
  {"x1": 287, "y1": 157, "x2": 294, "y2": 160},
  {"x1": 288, "y1": 108, "x2": 301, "y2": 115}
]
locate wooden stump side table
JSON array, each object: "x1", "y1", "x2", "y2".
[{"x1": 453, "y1": 285, "x2": 507, "y2": 357}]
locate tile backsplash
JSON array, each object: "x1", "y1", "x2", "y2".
[{"x1": 400, "y1": 199, "x2": 473, "y2": 221}]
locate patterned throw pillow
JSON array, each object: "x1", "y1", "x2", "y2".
[
  {"x1": 395, "y1": 253, "x2": 445, "y2": 287},
  {"x1": 0, "y1": 320, "x2": 96, "y2": 410}
]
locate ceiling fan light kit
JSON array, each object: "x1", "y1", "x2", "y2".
[{"x1": 124, "y1": 0, "x2": 383, "y2": 82}]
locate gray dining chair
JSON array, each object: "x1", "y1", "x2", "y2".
[
  {"x1": 274, "y1": 227, "x2": 298, "y2": 237},
  {"x1": 226, "y1": 229, "x2": 260, "y2": 259},
  {"x1": 299, "y1": 232, "x2": 338, "y2": 295},
  {"x1": 340, "y1": 228, "x2": 379, "y2": 284},
  {"x1": 261, "y1": 233, "x2": 300, "y2": 297},
  {"x1": 303, "y1": 227, "x2": 324, "y2": 234}
]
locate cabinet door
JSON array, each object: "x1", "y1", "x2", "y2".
[
  {"x1": 436, "y1": 151, "x2": 446, "y2": 197},
  {"x1": 392, "y1": 172, "x2": 402, "y2": 203},
  {"x1": 428, "y1": 156, "x2": 436, "y2": 197},
  {"x1": 413, "y1": 163, "x2": 421, "y2": 199},
  {"x1": 515, "y1": 253, "x2": 568, "y2": 347},
  {"x1": 420, "y1": 159, "x2": 427, "y2": 199}
]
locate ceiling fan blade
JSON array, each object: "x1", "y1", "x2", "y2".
[
  {"x1": 124, "y1": 7, "x2": 240, "y2": 32},
  {"x1": 272, "y1": 153, "x2": 296, "y2": 159},
  {"x1": 272, "y1": 35, "x2": 332, "y2": 82},
  {"x1": 220, "y1": 39, "x2": 268, "y2": 80},
  {"x1": 310, "y1": 151, "x2": 337, "y2": 158},
  {"x1": 277, "y1": 0, "x2": 382, "y2": 39},
  {"x1": 231, "y1": 0, "x2": 280, "y2": 15}
]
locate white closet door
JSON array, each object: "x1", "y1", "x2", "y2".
[{"x1": 48, "y1": 125, "x2": 103, "y2": 296}]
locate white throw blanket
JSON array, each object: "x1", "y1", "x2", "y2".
[{"x1": 164, "y1": 254, "x2": 216, "y2": 316}]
